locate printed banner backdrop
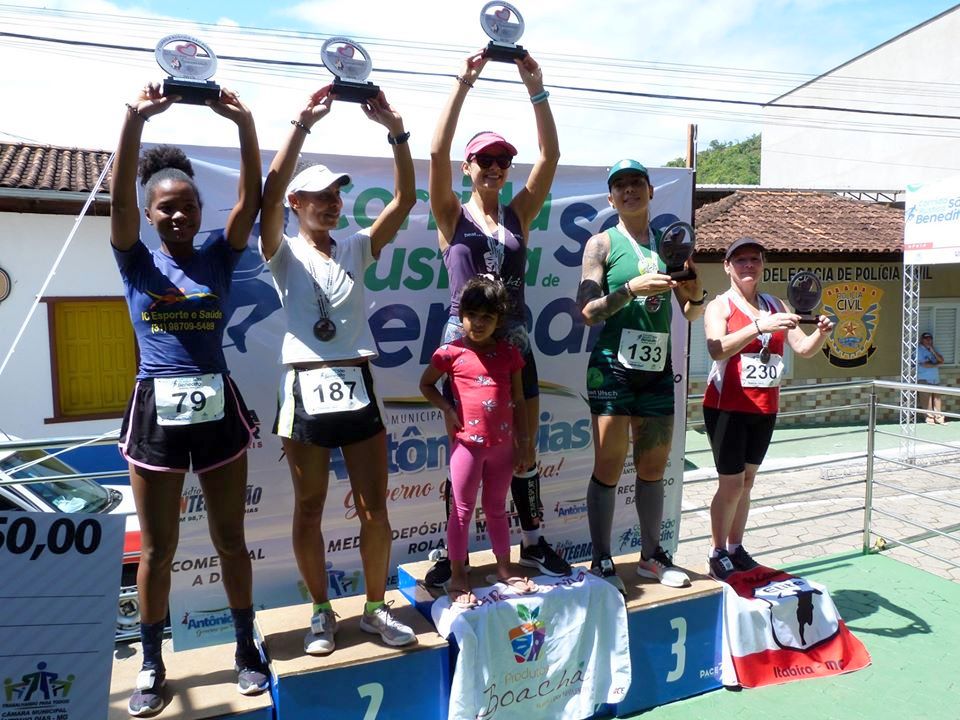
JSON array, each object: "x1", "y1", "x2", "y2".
[
  {"x1": 0, "y1": 512, "x2": 124, "y2": 720},
  {"x1": 904, "y1": 175, "x2": 960, "y2": 266},
  {"x1": 719, "y1": 567, "x2": 870, "y2": 688},
  {"x1": 161, "y1": 147, "x2": 694, "y2": 650}
]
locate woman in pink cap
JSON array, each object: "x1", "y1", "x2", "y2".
[{"x1": 425, "y1": 50, "x2": 567, "y2": 587}]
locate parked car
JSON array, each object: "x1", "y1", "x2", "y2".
[{"x1": 0, "y1": 437, "x2": 142, "y2": 640}]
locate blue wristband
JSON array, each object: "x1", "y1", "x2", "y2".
[{"x1": 530, "y1": 90, "x2": 550, "y2": 105}]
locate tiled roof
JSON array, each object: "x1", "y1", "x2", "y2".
[
  {"x1": 695, "y1": 190, "x2": 903, "y2": 256},
  {"x1": 0, "y1": 142, "x2": 112, "y2": 194}
]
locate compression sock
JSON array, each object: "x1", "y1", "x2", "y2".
[
  {"x1": 587, "y1": 475, "x2": 616, "y2": 564},
  {"x1": 635, "y1": 478, "x2": 665, "y2": 560},
  {"x1": 139, "y1": 619, "x2": 166, "y2": 671},
  {"x1": 511, "y1": 465, "x2": 542, "y2": 532},
  {"x1": 231, "y1": 606, "x2": 256, "y2": 652}
]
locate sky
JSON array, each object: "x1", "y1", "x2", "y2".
[{"x1": 0, "y1": 0, "x2": 958, "y2": 167}]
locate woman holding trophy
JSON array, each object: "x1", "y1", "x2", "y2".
[
  {"x1": 259, "y1": 85, "x2": 418, "y2": 655},
  {"x1": 111, "y1": 82, "x2": 267, "y2": 716},
  {"x1": 425, "y1": 47, "x2": 569, "y2": 586}
]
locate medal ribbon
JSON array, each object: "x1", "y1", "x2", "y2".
[{"x1": 466, "y1": 199, "x2": 506, "y2": 276}]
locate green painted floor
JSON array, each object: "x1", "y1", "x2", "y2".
[{"x1": 627, "y1": 551, "x2": 959, "y2": 720}]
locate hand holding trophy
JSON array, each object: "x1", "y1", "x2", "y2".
[
  {"x1": 321, "y1": 37, "x2": 380, "y2": 103},
  {"x1": 155, "y1": 34, "x2": 220, "y2": 105},
  {"x1": 480, "y1": 2, "x2": 528, "y2": 62}
]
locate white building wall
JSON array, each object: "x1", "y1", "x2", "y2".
[
  {"x1": 0, "y1": 212, "x2": 123, "y2": 438},
  {"x1": 761, "y1": 7, "x2": 960, "y2": 190}
]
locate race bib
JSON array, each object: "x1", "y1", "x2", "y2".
[
  {"x1": 300, "y1": 366, "x2": 370, "y2": 415},
  {"x1": 740, "y1": 353, "x2": 783, "y2": 387},
  {"x1": 155, "y1": 373, "x2": 225, "y2": 426},
  {"x1": 618, "y1": 329, "x2": 668, "y2": 371}
]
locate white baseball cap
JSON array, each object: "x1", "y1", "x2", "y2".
[{"x1": 284, "y1": 164, "x2": 350, "y2": 206}]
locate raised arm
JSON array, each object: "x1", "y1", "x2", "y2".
[
  {"x1": 260, "y1": 87, "x2": 333, "y2": 261},
  {"x1": 209, "y1": 88, "x2": 261, "y2": 251},
  {"x1": 508, "y1": 54, "x2": 560, "y2": 230},
  {"x1": 429, "y1": 52, "x2": 487, "y2": 244},
  {"x1": 110, "y1": 82, "x2": 176, "y2": 251},
  {"x1": 361, "y1": 92, "x2": 416, "y2": 258}
]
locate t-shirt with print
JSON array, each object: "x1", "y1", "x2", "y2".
[
  {"x1": 113, "y1": 237, "x2": 240, "y2": 379},
  {"x1": 431, "y1": 339, "x2": 524, "y2": 448}
]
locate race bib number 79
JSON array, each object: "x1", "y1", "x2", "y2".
[
  {"x1": 300, "y1": 366, "x2": 370, "y2": 415},
  {"x1": 155, "y1": 373, "x2": 225, "y2": 426}
]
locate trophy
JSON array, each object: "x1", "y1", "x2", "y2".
[
  {"x1": 787, "y1": 271, "x2": 823, "y2": 325},
  {"x1": 659, "y1": 221, "x2": 697, "y2": 281},
  {"x1": 321, "y1": 37, "x2": 379, "y2": 103},
  {"x1": 155, "y1": 34, "x2": 220, "y2": 105},
  {"x1": 480, "y1": 2, "x2": 528, "y2": 62}
]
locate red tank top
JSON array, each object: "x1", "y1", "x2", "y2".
[{"x1": 703, "y1": 293, "x2": 785, "y2": 415}]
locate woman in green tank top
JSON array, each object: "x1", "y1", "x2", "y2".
[{"x1": 576, "y1": 159, "x2": 706, "y2": 592}]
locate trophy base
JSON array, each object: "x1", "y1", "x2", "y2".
[
  {"x1": 331, "y1": 79, "x2": 380, "y2": 103},
  {"x1": 162, "y1": 78, "x2": 221, "y2": 105},
  {"x1": 798, "y1": 315, "x2": 820, "y2": 325},
  {"x1": 484, "y1": 41, "x2": 528, "y2": 63},
  {"x1": 669, "y1": 268, "x2": 697, "y2": 282}
]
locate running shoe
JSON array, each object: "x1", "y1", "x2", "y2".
[
  {"x1": 304, "y1": 608, "x2": 339, "y2": 655},
  {"x1": 519, "y1": 537, "x2": 572, "y2": 577},
  {"x1": 590, "y1": 555, "x2": 626, "y2": 595},
  {"x1": 359, "y1": 603, "x2": 417, "y2": 647},
  {"x1": 708, "y1": 550, "x2": 737, "y2": 581},
  {"x1": 729, "y1": 545, "x2": 760, "y2": 572},
  {"x1": 127, "y1": 666, "x2": 165, "y2": 717},
  {"x1": 234, "y1": 646, "x2": 269, "y2": 696},
  {"x1": 424, "y1": 548, "x2": 469, "y2": 588},
  {"x1": 636, "y1": 546, "x2": 691, "y2": 588}
]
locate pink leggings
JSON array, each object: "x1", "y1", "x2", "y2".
[{"x1": 447, "y1": 440, "x2": 513, "y2": 562}]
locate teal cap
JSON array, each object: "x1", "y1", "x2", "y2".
[{"x1": 607, "y1": 159, "x2": 649, "y2": 188}]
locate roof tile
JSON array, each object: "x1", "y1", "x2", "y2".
[{"x1": 0, "y1": 142, "x2": 112, "y2": 194}]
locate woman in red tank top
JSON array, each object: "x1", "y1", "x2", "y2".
[{"x1": 701, "y1": 237, "x2": 833, "y2": 581}]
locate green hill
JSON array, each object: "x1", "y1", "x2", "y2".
[{"x1": 665, "y1": 134, "x2": 760, "y2": 184}]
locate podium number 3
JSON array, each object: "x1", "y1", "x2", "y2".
[
  {"x1": 358, "y1": 682, "x2": 384, "y2": 720},
  {"x1": 666, "y1": 617, "x2": 687, "y2": 682}
]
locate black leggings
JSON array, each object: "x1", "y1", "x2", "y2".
[{"x1": 703, "y1": 407, "x2": 777, "y2": 475}]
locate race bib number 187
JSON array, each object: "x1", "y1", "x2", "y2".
[{"x1": 300, "y1": 366, "x2": 370, "y2": 415}]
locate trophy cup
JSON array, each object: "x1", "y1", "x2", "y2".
[
  {"x1": 787, "y1": 271, "x2": 823, "y2": 325},
  {"x1": 480, "y1": 2, "x2": 528, "y2": 62},
  {"x1": 155, "y1": 34, "x2": 220, "y2": 105},
  {"x1": 659, "y1": 221, "x2": 697, "y2": 281},
  {"x1": 321, "y1": 37, "x2": 379, "y2": 103}
]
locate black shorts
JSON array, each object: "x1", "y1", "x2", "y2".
[
  {"x1": 586, "y1": 351, "x2": 675, "y2": 417},
  {"x1": 119, "y1": 374, "x2": 252, "y2": 474},
  {"x1": 703, "y1": 407, "x2": 777, "y2": 475},
  {"x1": 274, "y1": 362, "x2": 385, "y2": 448}
]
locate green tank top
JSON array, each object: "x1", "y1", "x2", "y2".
[{"x1": 593, "y1": 224, "x2": 673, "y2": 361}]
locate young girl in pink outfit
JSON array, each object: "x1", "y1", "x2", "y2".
[{"x1": 420, "y1": 277, "x2": 536, "y2": 606}]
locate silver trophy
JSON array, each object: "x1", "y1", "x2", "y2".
[
  {"x1": 155, "y1": 34, "x2": 220, "y2": 105},
  {"x1": 321, "y1": 37, "x2": 379, "y2": 103},
  {"x1": 480, "y1": 2, "x2": 528, "y2": 63}
]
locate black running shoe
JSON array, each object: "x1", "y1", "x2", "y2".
[
  {"x1": 729, "y1": 545, "x2": 760, "y2": 571},
  {"x1": 708, "y1": 550, "x2": 737, "y2": 581},
  {"x1": 590, "y1": 555, "x2": 626, "y2": 595},
  {"x1": 128, "y1": 666, "x2": 165, "y2": 717},
  {"x1": 235, "y1": 647, "x2": 269, "y2": 696},
  {"x1": 519, "y1": 537, "x2": 572, "y2": 577}
]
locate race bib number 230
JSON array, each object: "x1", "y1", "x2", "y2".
[{"x1": 740, "y1": 353, "x2": 783, "y2": 387}]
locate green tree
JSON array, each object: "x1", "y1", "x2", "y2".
[{"x1": 665, "y1": 134, "x2": 760, "y2": 184}]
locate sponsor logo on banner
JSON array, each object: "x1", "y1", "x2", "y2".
[
  {"x1": 820, "y1": 282, "x2": 883, "y2": 368},
  {"x1": 180, "y1": 484, "x2": 263, "y2": 523},
  {"x1": 3, "y1": 661, "x2": 75, "y2": 705},
  {"x1": 180, "y1": 607, "x2": 234, "y2": 641},
  {"x1": 617, "y1": 519, "x2": 677, "y2": 551},
  {"x1": 553, "y1": 498, "x2": 588, "y2": 523},
  {"x1": 552, "y1": 539, "x2": 593, "y2": 563},
  {"x1": 508, "y1": 604, "x2": 547, "y2": 663}
]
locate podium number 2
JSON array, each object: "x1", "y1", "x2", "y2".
[
  {"x1": 666, "y1": 617, "x2": 687, "y2": 682},
  {"x1": 358, "y1": 683, "x2": 384, "y2": 720}
]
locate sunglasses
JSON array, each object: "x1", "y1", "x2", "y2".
[{"x1": 471, "y1": 154, "x2": 512, "y2": 170}]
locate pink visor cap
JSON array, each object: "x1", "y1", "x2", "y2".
[{"x1": 464, "y1": 132, "x2": 518, "y2": 160}]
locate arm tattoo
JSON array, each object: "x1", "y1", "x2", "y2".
[{"x1": 578, "y1": 233, "x2": 631, "y2": 323}]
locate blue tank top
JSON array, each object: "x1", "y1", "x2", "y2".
[
  {"x1": 444, "y1": 204, "x2": 526, "y2": 322},
  {"x1": 113, "y1": 238, "x2": 240, "y2": 379}
]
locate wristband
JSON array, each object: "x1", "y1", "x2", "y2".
[
  {"x1": 624, "y1": 284, "x2": 636, "y2": 299},
  {"x1": 688, "y1": 290, "x2": 708, "y2": 306},
  {"x1": 125, "y1": 103, "x2": 149, "y2": 122},
  {"x1": 387, "y1": 130, "x2": 410, "y2": 145},
  {"x1": 290, "y1": 119, "x2": 311, "y2": 134},
  {"x1": 456, "y1": 75, "x2": 474, "y2": 88},
  {"x1": 530, "y1": 90, "x2": 550, "y2": 105},
  {"x1": 754, "y1": 319, "x2": 762, "y2": 335}
]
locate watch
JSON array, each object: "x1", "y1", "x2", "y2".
[
  {"x1": 387, "y1": 131, "x2": 410, "y2": 145},
  {"x1": 688, "y1": 290, "x2": 708, "y2": 306}
]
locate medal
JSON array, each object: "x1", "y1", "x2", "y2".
[
  {"x1": 759, "y1": 345, "x2": 771, "y2": 364},
  {"x1": 313, "y1": 318, "x2": 336, "y2": 342}
]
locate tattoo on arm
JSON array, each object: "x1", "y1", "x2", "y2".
[{"x1": 578, "y1": 233, "x2": 630, "y2": 323}]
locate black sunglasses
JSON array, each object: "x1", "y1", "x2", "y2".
[{"x1": 472, "y1": 154, "x2": 512, "y2": 170}]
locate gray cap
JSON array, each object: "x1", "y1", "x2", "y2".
[{"x1": 725, "y1": 236, "x2": 765, "y2": 260}]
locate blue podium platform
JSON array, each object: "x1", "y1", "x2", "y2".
[
  {"x1": 109, "y1": 638, "x2": 274, "y2": 720},
  {"x1": 398, "y1": 549, "x2": 723, "y2": 719},
  {"x1": 255, "y1": 590, "x2": 451, "y2": 720}
]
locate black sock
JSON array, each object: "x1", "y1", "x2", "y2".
[
  {"x1": 635, "y1": 479, "x2": 665, "y2": 559},
  {"x1": 231, "y1": 606, "x2": 256, "y2": 657},
  {"x1": 587, "y1": 475, "x2": 616, "y2": 563},
  {"x1": 512, "y1": 465, "x2": 541, "y2": 533},
  {"x1": 140, "y1": 619, "x2": 166, "y2": 672}
]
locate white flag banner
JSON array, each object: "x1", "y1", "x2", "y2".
[
  {"x1": 904, "y1": 175, "x2": 960, "y2": 265},
  {"x1": 158, "y1": 147, "x2": 694, "y2": 650}
]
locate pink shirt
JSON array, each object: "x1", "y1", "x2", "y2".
[{"x1": 431, "y1": 339, "x2": 524, "y2": 447}]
